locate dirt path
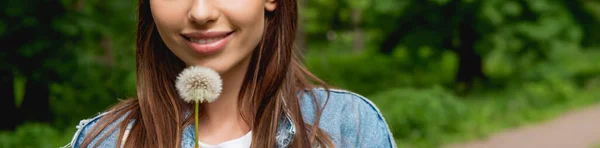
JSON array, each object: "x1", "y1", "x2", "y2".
[{"x1": 447, "y1": 103, "x2": 600, "y2": 148}]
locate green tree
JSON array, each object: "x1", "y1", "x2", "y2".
[
  {"x1": 1, "y1": 0, "x2": 72, "y2": 129},
  {"x1": 303, "y1": 0, "x2": 600, "y2": 94},
  {"x1": 0, "y1": 0, "x2": 136, "y2": 130}
]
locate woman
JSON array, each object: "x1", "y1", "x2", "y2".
[{"x1": 66, "y1": 0, "x2": 396, "y2": 147}]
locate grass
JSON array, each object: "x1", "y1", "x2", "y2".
[
  {"x1": 374, "y1": 85, "x2": 600, "y2": 148},
  {"x1": 0, "y1": 123, "x2": 77, "y2": 148},
  {"x1": 442, "y1": 93, "x2": 599, "y2": 146}
]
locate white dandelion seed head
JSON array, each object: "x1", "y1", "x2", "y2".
[{"x1": 175, "y1": 66, "x2": 222, "y2": 103}]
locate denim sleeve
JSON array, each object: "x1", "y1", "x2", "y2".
[
  {"x1": 351, "y1": 94, "x2": 397, "y2": 148},
  {"x1": 63, "y1": 111, "x2": 132, "y2": 148},
  {"x1": 61, "y1": 112, "x2": 107, "y2": 148},
  {"x1": 74, "y1": 116, "x2": 102, "y2": 147},
  {"x1": 303, "y1": 88, "x2": 397, "y2": 148}
]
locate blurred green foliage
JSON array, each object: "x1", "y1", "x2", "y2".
[
  {"x1": 0, "y1": 123, "x2": 75, "y2": 148},
  {"x1": 302, "y1": 0, "x2": 600, "y2": 147},
  {"x1": 371, "y1": 87, "x2": 467, "y2": 147},
  {"x1": 1, "y1": 0, "x2": 600, "y2": 147},
  {"x1": 368, "y1": 79, "x2": 600, "y2": 147}
]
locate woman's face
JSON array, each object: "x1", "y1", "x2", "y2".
[{"x1": 150, "y1": 0, "x2": 277, "y2": 74}]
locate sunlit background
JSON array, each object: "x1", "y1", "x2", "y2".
[{"x1": 1, "y1": 0, "x2": 600, "y2": 147}]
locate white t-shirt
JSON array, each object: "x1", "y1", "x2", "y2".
[
  {"x1": 121, "y1": 130, "x2": 252, "y2": 148},
  {"x1": 198, "y1": 131, "x2": 252, "y2": 148}
]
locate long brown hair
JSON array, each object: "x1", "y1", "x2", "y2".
[{"x1": 80, "y1": 0, "x2": 333, "y2": 147}]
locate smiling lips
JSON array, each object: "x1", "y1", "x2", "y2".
[{"x1": 182, "y1": 31, "x2": 233, "y2": 54}]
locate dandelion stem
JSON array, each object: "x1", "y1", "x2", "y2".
[{"x1": 195, "y1": 101, "x2": 199, "y2": 148}]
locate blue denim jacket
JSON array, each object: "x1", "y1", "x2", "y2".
[{"x1": 64, "y1": 88, "x2": 397, "y2": 148}]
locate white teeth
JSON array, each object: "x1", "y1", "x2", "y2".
[{"x1": 190, "y1": 36, "x2": 225, "y2": 44}]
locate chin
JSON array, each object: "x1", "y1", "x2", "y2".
[
  {"x1": 185, "y1": 60, "x2": 231, "y2": 75},
  {"x1": 182, "y1": 49, "x2": 252, "y2": 76}
]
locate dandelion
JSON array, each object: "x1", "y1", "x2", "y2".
[
  {"x1": 176, "y1": 66, "x2": 222, "y2": 103},
  {"x1": 175, "y1": 66, "x2": 222, "y2": 148}
]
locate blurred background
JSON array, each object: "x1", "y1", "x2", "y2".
[{"x1": 1, "y1": 0, "x2": 600, "y2": 147}]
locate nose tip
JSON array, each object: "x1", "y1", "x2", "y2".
[{"x1": 188, "y1": 0, "x2": 218, "y2": 25}]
